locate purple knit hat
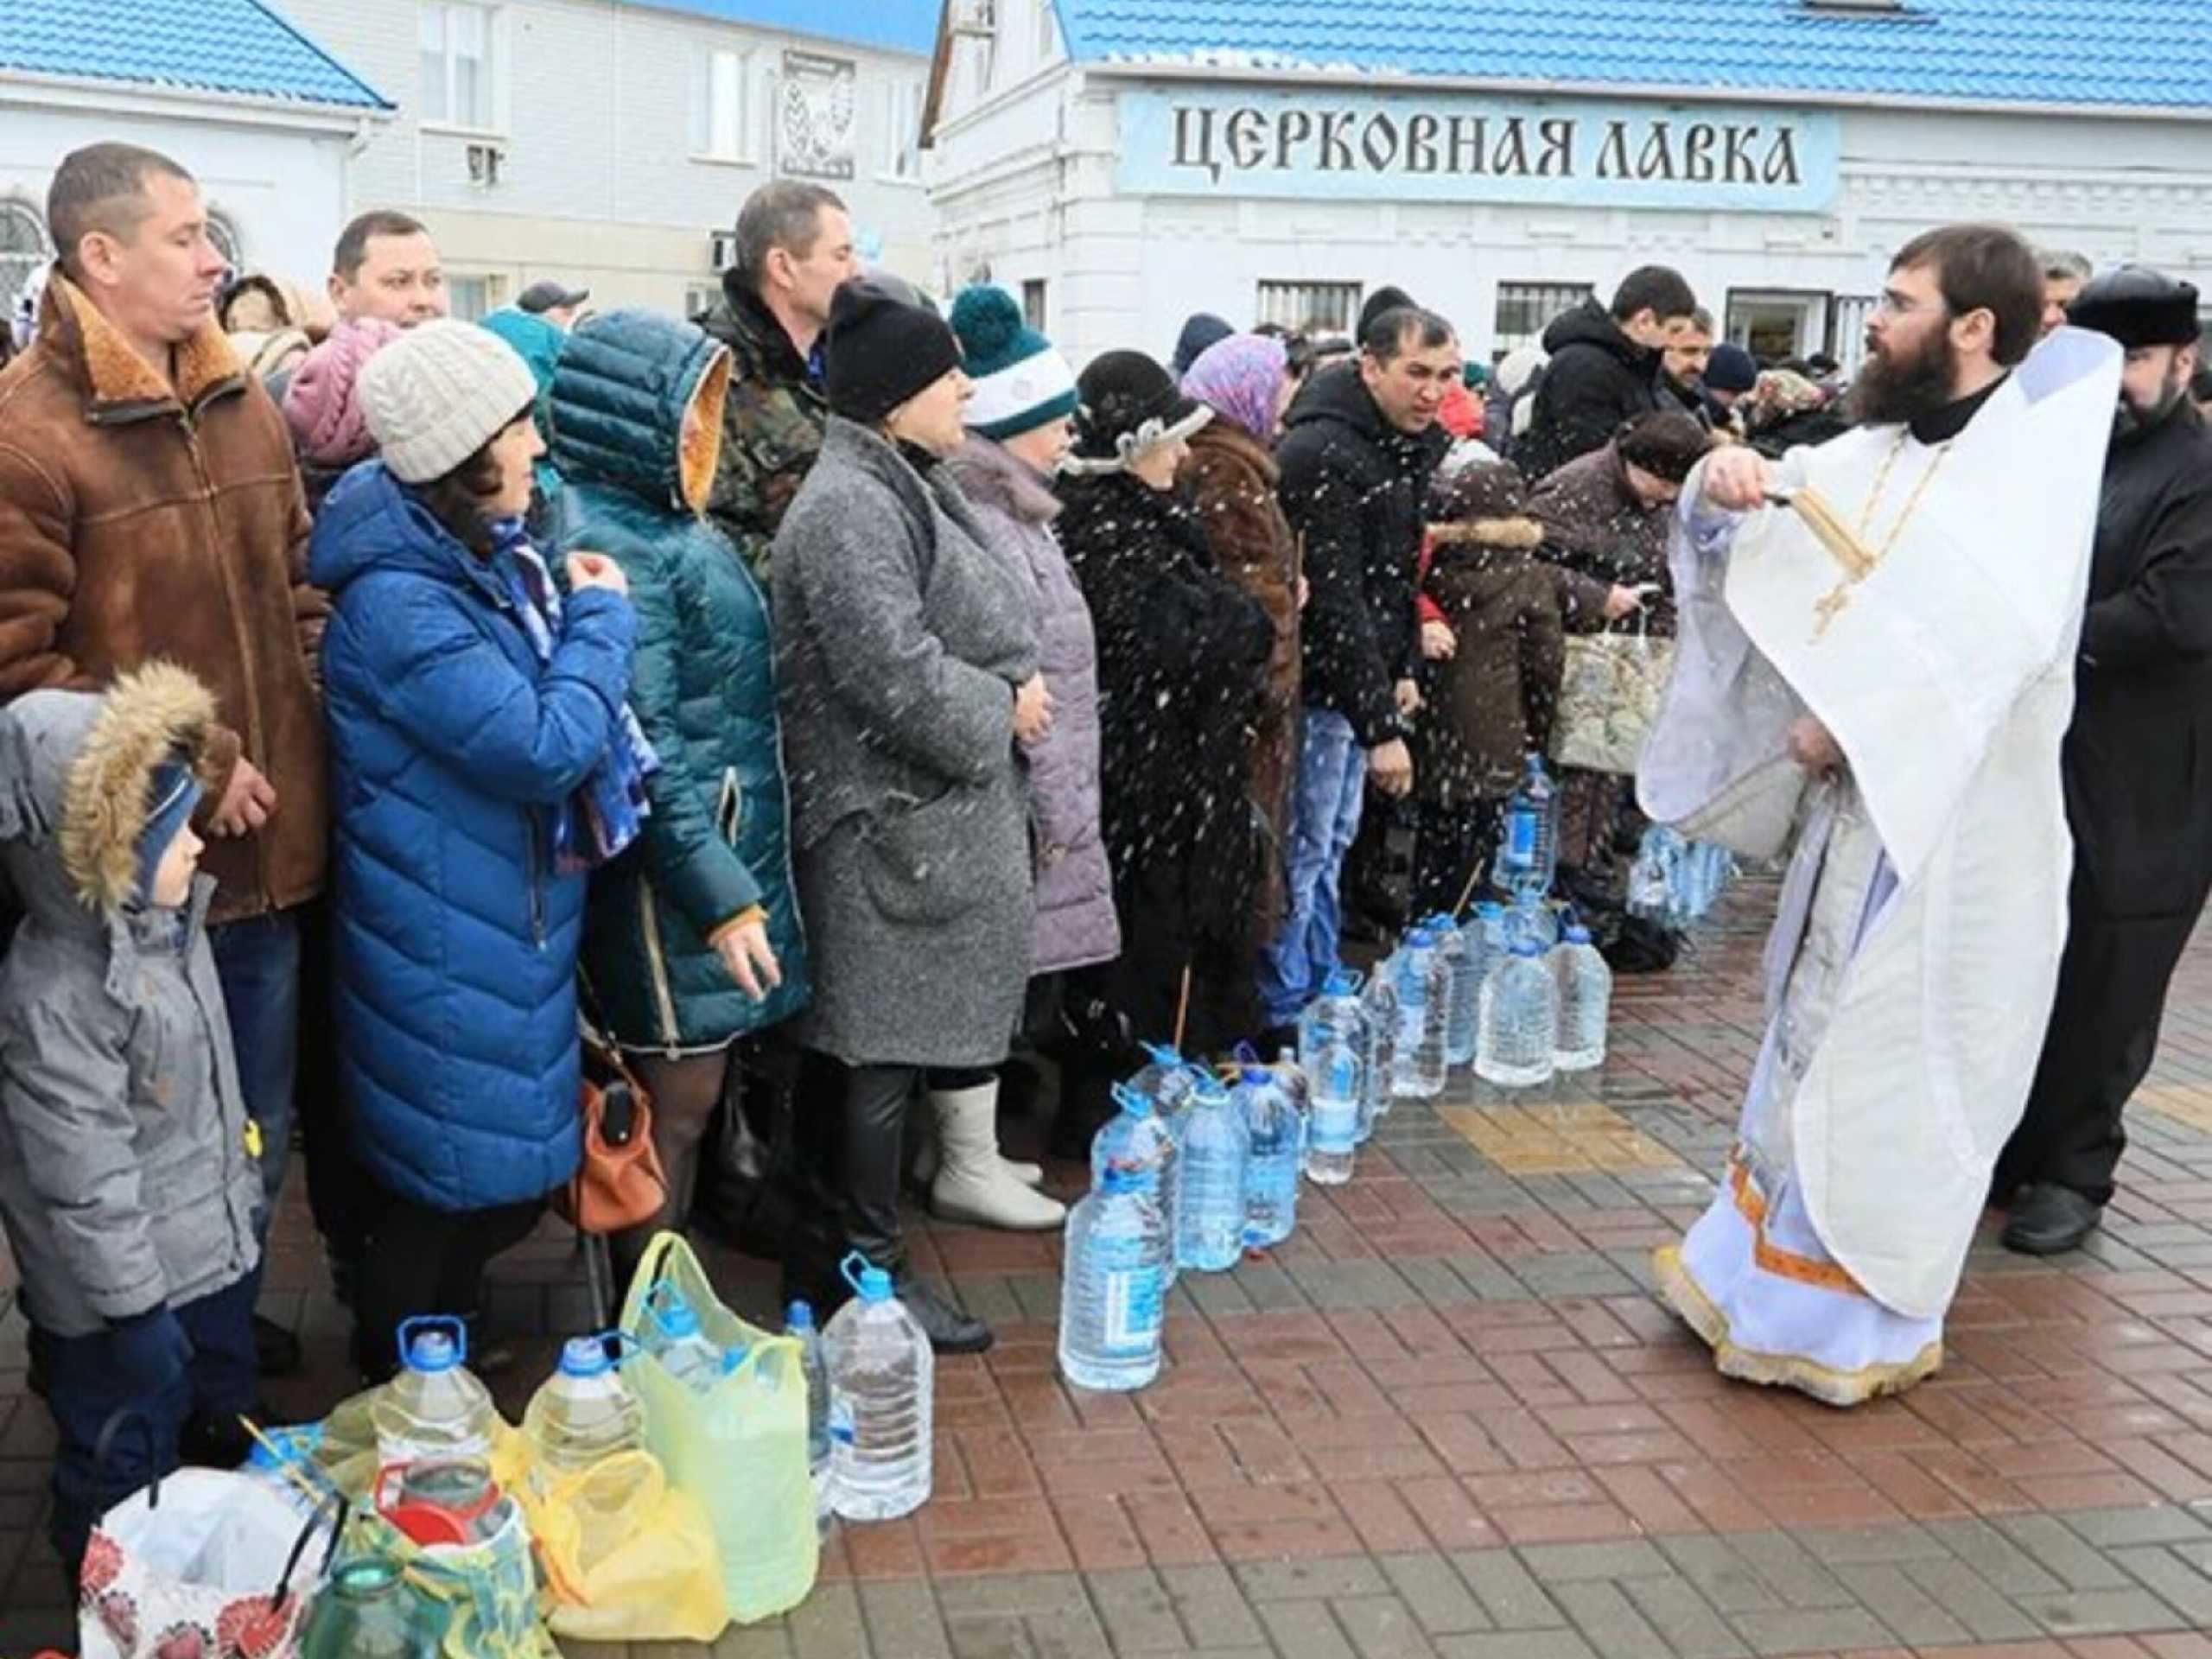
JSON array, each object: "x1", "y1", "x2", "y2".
[
  {"x1": 1180, "y1": 332, "x2": 1290, "y2": 443},
  {"x1": 284, "y1": 316, "x2": 404, "y2": 467}
]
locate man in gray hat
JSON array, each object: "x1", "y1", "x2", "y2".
[{"x1": 1998, "y1": 266, "x2": 2212, "y2": 1253}]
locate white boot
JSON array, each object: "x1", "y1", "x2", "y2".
[
  {"x1": 930, "y1": 1084, "x2": 1065, "y2": 1230},
  {"x1": 913, "y1": 1112, "x2": 1045, "y2": 1188}
]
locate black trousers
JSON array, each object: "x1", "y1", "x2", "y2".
[
  {"x1": 355, "y1": 1181, "x2": 546, "y2": 1378},
  {"x1": 1996, "y1": 891, "x2": 2201, "y2": 1206},
  {"x1": 1410, "y1": 799, "x2": 1504, "y2": 922}
]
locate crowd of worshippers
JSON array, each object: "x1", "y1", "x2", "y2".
[{"x1": 3, "y1": 138, "x2": 2210, "y2": 1570}]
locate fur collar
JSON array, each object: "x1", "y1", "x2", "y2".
[
  {"x1": 40, "y1": 268, "x2": 245, "y2": 417},
  {"x1": 1427, "y1": 517, "x2": 1546, "y2": 550},
  {"x1": 1186, "y1": 417, "x2": 1281, "y2": 486},
  {"x1": 947, "y1": 434, "x2": 1063, "y2": 527},
  {"x1": 60, "y1": 662, "x2": 219, "y2": 912}
]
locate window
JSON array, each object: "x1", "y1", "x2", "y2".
[
  {"x1": 1727, "y1": 289, "x2": 1829, "y2": 365},
  {"x1": 880, "y1": 79, "x2": 923, "y2": 180},
  {"x1": 1493, "y1": 281, "x2": 1592, "y2": 357},
  {"x1": 1034, "y1": 0, "x2": 1057, "y2": 61},
  {"x1": 1022, "y1": 279, "x2": 1046, "y2": 331},
  {"x1": 1256, "y1": 279, "x2": 1360, "y2": 334},
  {"x1": 692, "y1": 48, "x2": 751, "y2": 161},
  {"x1": 445, "y1": 275, "x2": 495, "y2": 321},
  {"x1": 686, "y1": 283, "x2": 721, "y2": 321},
  {"x1": 204, "y1": 209, "x2": 242, "y2": 276},
  {"x1": 420, "y1": 2, "x2": 498, "y2": 130},
  {"x1": 0, "y1": 201, "x2": 52, "y2": 310},
  {"x1": 1829, "y1": 295, "x2": 1875, "y2": 377}
]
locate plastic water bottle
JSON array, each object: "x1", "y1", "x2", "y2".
[
  {"x1": 1392, "y1": 925, "x2": 1449, "y2": 1100},
  {"x1": 1058, "y1": 1167, "x2": 1170, "y2": 1390},
  {"x1": 785, "y1": 1301, "x2": 833, "y2": 1535},
  {"x1": 1173, "y1": 1073, "x2": 1249, "y2": 1272},
  {"x1": 373, "y1": 1317, "x2": 497, "y2": 1469},
  {"x1": 1131, "y1": 1043, "x2": 1203, "y2": 1127},
  {"x1": 1476, "y1": 939, "x2": 1559, "y2": 1087},
  {"x1": 522, "y1": 1335, "x2": 645, "y2": 1479},
  {"x1": 1628, "y1": 830, "x2": 1673, "y2": 920},
  {"x1": 1446, "y1": 913, "x2": 1484, "y2": 1068},
  {"x1": 1235, "y1": 1067, "x2": 1302, "y2": 1249},
  {"x1": 1091, "y1": 1082, "x2": 1181, "y2": 1286},
  {"x1": 1494, "y1": 753, "x2": 1559, "y2": 900},
  {"x1": 1357, "y1": 967, "x2": 1397, "y2": 1141},
  {"x1": 644, "y1": 1285, "x2": 731, "y2": 1393},
  {"x1": 1272, "y1": 1046, "x2": 1311, "y2": 1122},
  {"x1": 822, "y1": 1254, "x2": 932, "y2": 1522},
  {"x1": 1554, "y1": 921, "x2": 1613, "y2": 1071}
]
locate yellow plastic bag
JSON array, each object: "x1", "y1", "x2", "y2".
[
  {"x1": 308, "y1": 1386, "x2": 531, "y2": 1503},
  {"x1": 617, "y1": 1232, "x2": 818, "y2": 1624},
  {"x1": 522, "y1": 1450, "x2": 728, "y2": 1643}
]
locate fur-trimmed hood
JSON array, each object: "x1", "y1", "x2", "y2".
[
  {"x1": 0, "y1": 663, "x2": 218, "y2": 927},
  {"x1": 1427, "y1": 516, "x2": 1546, "y2": 550}
]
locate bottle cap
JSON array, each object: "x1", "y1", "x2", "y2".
[
  {"x1": 1564, "y1": 922, "x2": 1593, "y2": 944},
  {"x1": 842, "y1": 1251, "x2": 895, "y2": 1302},
  {"x1": 557, "y1": 1334, "x2": 614, "y2": 1378},
  {"x1": 785, "y1": 1300, "x2": 816, "y2": 1332},
  {"x1": 1322, "y1": 968, "x2": 1363, "y2": 995},
  {"x1": 648, "y1": 1285, "x2": 702, "y2": 1340},
  {"x1": 1512, "y1": 938, "x2": 1544, "y2": 958},
  {"x1": 397, "y1": 1314, "x2": 467, "y2": 1373},
  {"x1": 1111, "y1": 1079, "x2": 1153, "y2": 1117}
]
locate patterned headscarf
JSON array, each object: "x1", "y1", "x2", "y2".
[{"x1": 1180, "y1": 333, "x2": 1290, "y2": 444}]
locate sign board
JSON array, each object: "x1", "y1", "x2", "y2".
[
  {"x1": 779, "y1": 50, "x2": 856, "y2": 181},
  {"x1": 1118, "y1": 86, "x2": 1841, "y2": 214}
]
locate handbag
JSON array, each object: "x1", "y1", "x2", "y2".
[
  {"x1": 1550, "y1": 616, "x2": 1676, "y2": 777},
  {"x1": 78, "y1": 1411, "x2": 343, "y2": 1659},
  {"x1": 552, "y1": 1020, "x2": 668, "y2": 1236}
]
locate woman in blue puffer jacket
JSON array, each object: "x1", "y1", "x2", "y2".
[{"x1": 314, "y1": 321, "x2": 639, "y2": 1376}]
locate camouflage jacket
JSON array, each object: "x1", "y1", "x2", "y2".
[{"x1": 696, "y1": 274, "x2": 830, "y2": 582}]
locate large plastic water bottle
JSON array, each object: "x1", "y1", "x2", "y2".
[
  {"x1": 1494, "y1": 753, "x2": 1559, "y2": 900},
  {"x1": 373, "y1": 1317, "x2": 497, "y2": 1469},
  {"x1": 644, "y1": 1285, "x2": 731, "y2": 1393},
  {"x1": 1058, "y1": 1167, "x2": 1170, "y2": 1391},
  {"x1": 1476, "y1": 939, "x2": 1559, "y2": 1087},
  {"x1": 785, "y1": 1301, "x2": 833, "y2": 1535},
  {"x1": 1391, "y1": 925, "x2": 1449, "y2": 1100},
  {"x1": 522, "y1": 1335, "x2": 645, "y2": 1479},
  {"x1": 1173, "y1": 1073, "x2": 1249, "y2": 1273},
  {"x1": 1131, "y1": 1043, "x2": 1203, "y2": 1129},
  {"x1": 1091, "y1": 1081, "x2": 1181, "y2": 1285},
  {"x1": 823, "y1": 1254, "x2": 932, "y2": 1522},
  {"x1": 1446, "y1": 913, "x2": 1484, "y2": 1068},
  {"x1": 1357, "y1": 966, "x2": 1397, "y2": 1141},
  {"x1": 1553, "y1": 921, "x2": 1613, "y2": 1071},
  {"x1": 1235, "y1": 1066, "x2": 1302, "y2": 1249}
]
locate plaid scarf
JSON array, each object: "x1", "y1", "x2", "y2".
[{"x1": 493, "y1": 518, "x2": 659, "y2": 872}]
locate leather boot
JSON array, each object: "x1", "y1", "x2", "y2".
[
  {"x1": 927, "y1": 1084, "x2": 1062, "y2": 1228},
  {"x1": 891, "y1": 1262, "x2": 994, "y2": 1355},
  {"x1": 2001, "y1": 1183, "x2": 2103, "y2": 1255}
]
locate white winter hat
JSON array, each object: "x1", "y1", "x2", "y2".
[{"x1": 358, "y1": 320, "x2": 538, "y2": 484}]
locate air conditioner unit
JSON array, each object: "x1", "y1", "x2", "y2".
[
  {"x1": 709, "y1": 229, "x2": 740, "y2": 270},
  {"x1": 950, "y1": 0, "x2": 995, "y2": 37},
  {"x1": 466, "y1": 143, "x2": 504, "y2": 187}
]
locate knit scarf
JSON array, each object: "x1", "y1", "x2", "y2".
[{"x1": 493, "y1": 518, "x2": 660, "y2": 871}]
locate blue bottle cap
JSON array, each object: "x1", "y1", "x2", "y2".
[
  {"x1": 842, "y1": 1251, "x2": 895, "y2": 1302},
  {"x1": 785, "y1": 1300, "x2": 816, "y2": 1333},
  {"x1": 397, "y1": 1314, "x2": 467, "y2": 1372},
  {"x1": 647, "y1": 1285, "x2": 702, "y2": 1340},
  {"x1": 1112, "y1": 1079, "x2": 1154, "y2": 1116},
  {"x1": 557, "y1": 1334, "x2": 614, "y2": 1378},
  {"x1": 1512, "y1": 938, "x2": 1544, "y2": 958},
  {"x1": 1564, "y1": 922, "x2": 1593, "y2": 944},
  {"x1": 1321, "y1": 968, "x2": 1363, "y2": 996}
]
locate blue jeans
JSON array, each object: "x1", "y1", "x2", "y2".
[
  {"x1": 1258, "y1": 709, "x2": 1369, "y2": 1026},
  {"x1": 211, "y1": 909, "x2": 302, "y2": 1236},
  {"x1": 35, "y1": 1268, "x2": 262, "y2": 1572}
]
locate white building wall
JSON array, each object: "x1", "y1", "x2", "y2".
[
  {"x1": 930, "y1": 55, "x2": 2212, "y2": 367},
  {"x1": 278, "y1": 0, "x2": 935, "y2": 312},
  {"x1": 0, "y1": 93, "x2": 355, "y2": 289}
]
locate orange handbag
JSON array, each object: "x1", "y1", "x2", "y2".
[{"x1": 556, "y1": 1025, "x2": 669, "y2": 1235}]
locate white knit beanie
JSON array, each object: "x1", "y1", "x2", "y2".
[{"x1": 359, "y1": 320, "x2": 539, "y2": 484}]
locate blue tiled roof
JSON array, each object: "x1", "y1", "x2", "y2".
[
  {"x1": 1048, "y1": 0, "x2": 2212, "y2": 111},
  {"x1": 644, "y1": 1, "x2": 940, "y2": 57},
  {"x1": 2, "y1": 0, "x2": 387, "y2": 110}
]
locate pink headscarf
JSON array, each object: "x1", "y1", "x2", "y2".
[
  {"x1": 1180, "y1": 333, "x2": 1290, "y2": 444},
  {"x1": 283, "y1": 316, "x2": 404, "y2": 468}
]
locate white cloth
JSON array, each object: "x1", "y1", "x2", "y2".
[{"x1": 1642, "y1": 328, "x2": 2121, "y2": 1322}]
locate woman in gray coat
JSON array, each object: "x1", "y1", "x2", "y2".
[{"x1": 771, "y1": 278, "x2": 1044, "y2": 1353}]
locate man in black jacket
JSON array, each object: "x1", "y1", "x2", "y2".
[
  {"x1": 1517, "y1": 266, "x2": 1698, "y2": 480},
  {"x1": 1259, "y1": 307, "x2": 1457, "y2": 1028},
  {"x1": 1996, "y1": 268, "x2": 2212, "y2": 1254}
]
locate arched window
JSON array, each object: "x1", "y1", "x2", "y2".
[
  {"x1": 0, "y1": 200, "x2": 52, "y2": 312},
  {"x1": 205, "y1": 209, "x2": 243, "y2": 276}
]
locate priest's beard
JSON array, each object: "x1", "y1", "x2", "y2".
[
  {"x1": 2116, "y1": 364, "x2": 2190, "y2": 439},
  {"x1": 1850, "y1": 327, "x2": 1961, "y2": 428}
]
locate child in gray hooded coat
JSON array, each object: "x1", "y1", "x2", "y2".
[{"x1": 0, "y1": 662, "x2": 263, "y2": 1579}]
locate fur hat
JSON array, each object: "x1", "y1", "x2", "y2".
[
  {"x1": 1616, "y1": 409, "x2": 1712, "y2": 485},
  {"x1": 949, "y1": 285, "x2": 1077, "y2": 441},
  {"x1": 1066, "y1": 350, "x2": 1211, "y2": 473},
  {"x1": 2068, "y1": 266, "x2": 2203, "y2": 349},
  {"x1": 1427, "y1": 450, "x2": 1543, "y2": 547},
  {"x1": 359, "y1": 321, "x2": 539, "y2": 483}
]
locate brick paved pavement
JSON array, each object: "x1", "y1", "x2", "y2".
[{"x1": 9, "y1": 883, "x2": 2212, "y2": 1656}]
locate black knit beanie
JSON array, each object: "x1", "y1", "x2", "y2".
[{"x1": 824, "y1": 277, "x2": 963, "y2": 425}]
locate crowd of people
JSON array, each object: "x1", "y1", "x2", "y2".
[{"x1": 3, "y1": 137, "x2": 2210, "y2": 1576}]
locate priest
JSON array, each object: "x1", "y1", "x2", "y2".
[
  {"x1": 1639, "y1": 225, "x2": 2120, "y2": 1405},
  {"x1": 1995, "y1": 269, "x2": 2212, "y2": 1255}
]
